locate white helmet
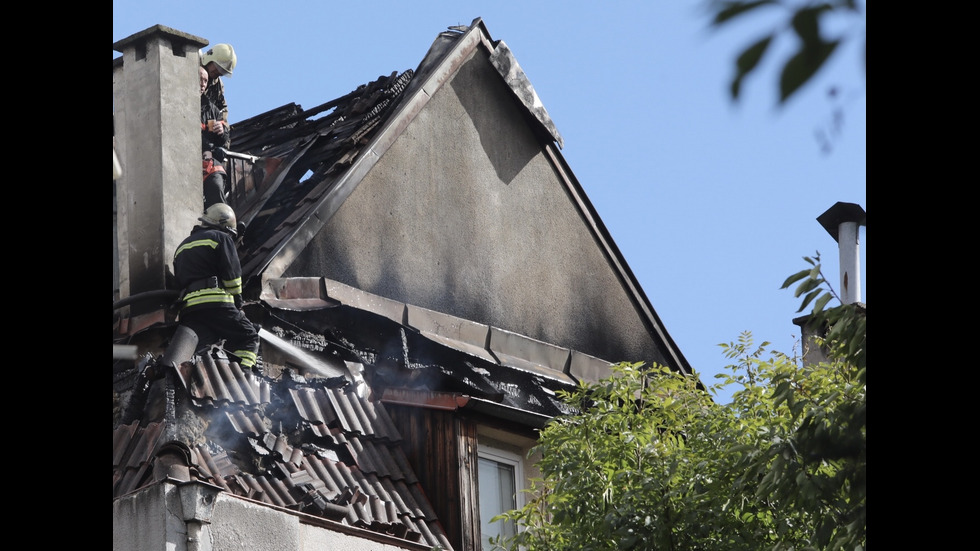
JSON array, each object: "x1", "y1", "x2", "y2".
[
  {"x1": 201, "y1": 43, "x2": 237, "y2": 76},
  {"x1": 199, "y1": 203, "x2": 238, "y2": 235}
]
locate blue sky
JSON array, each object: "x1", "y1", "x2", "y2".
[{"x1": 114, "y1": 1, "x2": 866, "y2": 404}]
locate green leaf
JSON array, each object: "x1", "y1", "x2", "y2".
[
  {"x1": 711, "y1": 0, "x2": 778, "y2": 26},
  {"x1": 790, "y1": 4, "x2": 833, "y2": 46},
  {"x1": 780, "y1": 269, "x2": 811, "y2": 289},
  {"x1": 730, "y1": 35, "x2": 774, "y2": 100},
  {"x1": 779, "y1": 39, "x2": 840, "y2": 103},
  {"x1": 793, "y1": 278, "x2": 820, "y2": 298},
  {"x1": 811, "y1": 293, "x2": 833, "y2": 314},
  {"x1": 797, "y1": 289, "x2": 823, "y2": 312}
]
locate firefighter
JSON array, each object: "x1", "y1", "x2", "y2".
[
  {"x1": 201, "y1": 65, "x2": 230, "y2": 153},
  {"x1": 174, "y1": 203, "x2": 259, "y2": 370},
  {"x1": 200, "y1": 44, "x2": 237, "y2": 210},
  {"x1": 201, "y1": 65, "x2": 230, "y2": 208},
  {"x1": 201, "y1": 43, "x2": 235, "y2": 124}
]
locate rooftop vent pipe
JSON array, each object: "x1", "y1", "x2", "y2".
[{"x1": 816, "y1": 202, "x2": 866, "y2": 305}]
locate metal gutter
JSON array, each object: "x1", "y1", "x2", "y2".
[{"x1": 379, "y1": 387, "x2": 553, "y2": 430}]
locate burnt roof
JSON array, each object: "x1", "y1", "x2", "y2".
[
  {"x1": 113, "y1": 348, "x2": 453, "y2": 549},
  {"x1": 113, "y1": 281, "x2": 581, "y2": 549},
  {"x1": 228, "y1": 68, "x2": 416, "y2": 287}
]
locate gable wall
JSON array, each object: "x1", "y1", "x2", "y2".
[{"x1": 285, "y1": 51, "x2": 669, "y2": 368}]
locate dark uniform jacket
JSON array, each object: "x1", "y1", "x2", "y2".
[
  {"x1": 201, "y1": 93, "x2": 231, "y2": 152},
  {"x1": 203, "y1": 76, "x2": 228, "y2": 123},
  {"x1": 173, "y1": 226, "x2": 243, "y2": 313}
]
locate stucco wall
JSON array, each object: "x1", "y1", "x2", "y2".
[
  {"x1": 113, "y1": 482, "x2": 424, "y2": 551},
  {"x1": 113, "y1": 483, "x2": 183, "y2": 551},
  {"x1": 285, "y1": 51, "x2": 666, "y2": 367}
]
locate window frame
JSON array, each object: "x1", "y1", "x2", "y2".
[{"x1": 477, "y1": 443, "x2": 526, "y2": 550}]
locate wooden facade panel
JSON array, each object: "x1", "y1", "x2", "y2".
[
  {"x1": 456, "y1": 415, "x2": 480, "y2": 551},
  {"x1": 388, "y1": 404, "x2": 481, "y2": 551}
]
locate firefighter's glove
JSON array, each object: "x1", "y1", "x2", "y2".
[{"x1": 234, "y1": 295, "x2": 243, "y2": 309}]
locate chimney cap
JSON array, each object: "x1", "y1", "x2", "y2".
[
  {"x1": 113, "y1": 24, "x2": 208, "y2": 54},
  {"x1": 817, "y1": 202, "x2": 866, "y2": 242}
]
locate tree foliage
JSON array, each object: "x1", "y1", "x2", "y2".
[
  {"x1": 491, "y1": 256, "x2": 865, "y2": 550},
  {"x1": 705, "y1": 0, "x2": 866, "y2": 105},
  {"x1": 780, "y1": 252, "x2": 865, "y2": 370}
]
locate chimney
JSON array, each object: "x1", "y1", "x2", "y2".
[
  {"x1": 113, "y1": 25, "x2": 208, "y2": 313},
  {"x1": 816, "y1": 202, "x2": 866, "y2": 305}
]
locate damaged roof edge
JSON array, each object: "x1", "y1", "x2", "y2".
[
  {"x1": 487, "y1": 40, "x2": 563, "y2": 148},
  {"x1": 262, "y1": 277, "x2": 596, "y2": 385}
]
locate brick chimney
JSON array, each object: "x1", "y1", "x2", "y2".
[
  {"x1": 113, "y1": 25, "x2": 208, "y2": 313},
  {"x1": 817, "y1": 202, "x2": 866, "y2": 305}
]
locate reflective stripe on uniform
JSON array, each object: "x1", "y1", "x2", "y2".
[
  {"x1": 175, "y1": 238, "x2": 219, "y2": 257},
  {"x1": 234, "y1": 349, "x2": 258, "y2": 368},
  {"x1": 183, "y1": 288, "x2": 235, "y2": 307},
  {"x1": 222, "y1": 276, "x2": 243, "y2": 295}
]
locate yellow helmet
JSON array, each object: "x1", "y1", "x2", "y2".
[{"x1": 201, "y1": 43, "x2": 237, "y2": 76}]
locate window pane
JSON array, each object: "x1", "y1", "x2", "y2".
[{"x1": 479, "y1": 457, "x2": 517, "y2": 550}]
